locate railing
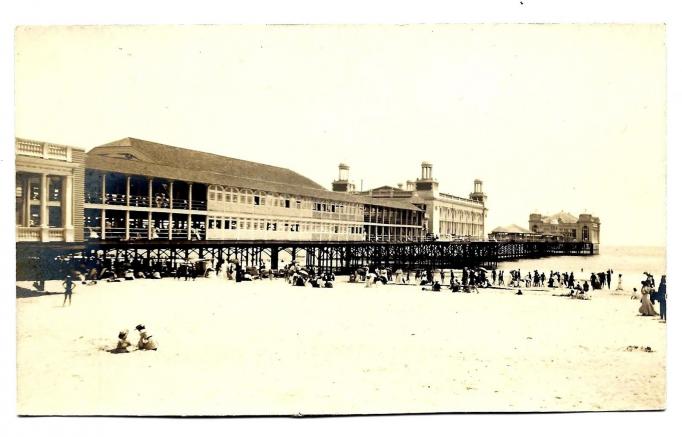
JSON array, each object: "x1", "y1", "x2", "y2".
[
  {"x1": 16, "y1": 227, "x2": 41, "y2": 241},
  {"x1": 172, "y1": 199, "x2": 190, "y2": 210},
  {"x1": 16, "y1": 139, "x2": 71, "y2": 162},
  {"x1": 129, "y1": 195, "x2": 150, "y2": 208},
  {"x1": 191, "y1": 200, "x2": 207, "y2": 211},
  {"x1": 103, "y1": 227, "x2": 126, "y2": 240},
  {"x1": 48, "y1": 228, "x2": 65, "y2": 241},
  {"x1": 439, "y1": 192, "x2": 481, "y2": 205},
  {"x1": 105, "y1": 193, "x2": 128, "y2": 205}
]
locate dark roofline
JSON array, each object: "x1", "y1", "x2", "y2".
[
  {"x1": 90, "y1": 137, "x2": 326, "y2": 190},
  {"x1": 85, "y1": 154, "x2": 421, "y2": 212}
]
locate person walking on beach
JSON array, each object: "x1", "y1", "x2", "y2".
[
  {"x1": 62, "y1": 275, "x2": 75, "y2": 306},
  {"x1": 615, "y1": 273, "x2": 624, "y2": 291},
  {"x1": 638, "y1": 282, "x2": 658, "y2": 317},
  {"x1": 658, "y1": 275, "x2": 667, "y2": 321},
  {"x1": 606, "y1": 269, "x2": 612, "y2": 289}
]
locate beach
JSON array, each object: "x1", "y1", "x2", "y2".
[{"x1": 16, "y1": 274, "x2": 666, "y2": 415}]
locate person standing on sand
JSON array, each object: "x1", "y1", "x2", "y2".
[
  {"x1": 616, "y1": 273, "x2": 624, "y2": 291},
  {"x1": 658, "y1": 275, "x2": 667, "y2": 321},
  {"x1": 606, "y1": 269, "x2": 612, "y2": 289},
  {"x1": 62, "y1": 275, "x2": 75, "y2": 306},
  {"x1": 638, "y1": 283, "x2": 658, "y2": 317}
]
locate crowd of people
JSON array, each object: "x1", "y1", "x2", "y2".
[
  {"x1": 637, "y1": 272, "x2": 667, "y2": 322},
  {"x1": 55, "y1": 256, "x2": 668, "y2": 326}
]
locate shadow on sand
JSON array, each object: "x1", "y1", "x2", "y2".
[{"x1": 16, "y1": 285, "x2": 63, "y2": 299}]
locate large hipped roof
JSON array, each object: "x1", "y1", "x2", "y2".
[{"x1": 86, "y1": 138, "x2": 420, "y2": 211}]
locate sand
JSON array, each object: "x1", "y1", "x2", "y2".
[{"x1": 16, "y1": 276, "x2": 666, "y2": 415}]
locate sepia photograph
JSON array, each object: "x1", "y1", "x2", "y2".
[{"x1": 5, "y1": 2, "x2": 677, "y2": 429}]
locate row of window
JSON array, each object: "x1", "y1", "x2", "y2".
[
  {"x1": 207, "y1": 216, "x2": 365, "y2": 234},
  {"x1": 207, "y1": 185, "x2": 363, "y2": 216},
  {"x1": 438, "y1": 206, "x2": 484, "y2": 223}
]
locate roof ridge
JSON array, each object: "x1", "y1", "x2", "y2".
[{"x1": 126, "y1": 137, "x2": 314, "y2": 179}]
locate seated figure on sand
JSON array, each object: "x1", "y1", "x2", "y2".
[
  {"x1": 135, "y1": 324, "x2": 158, "y2": 351},
  {"x1": 110, "y1": 329, "x2": 132, "y2": 353}
]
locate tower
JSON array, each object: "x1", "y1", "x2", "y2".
[
  {"x1": 331, "y1": 163, "x2": 356, "y2": 192},
  {"x1": 469, "y1": 179, "x2": 487, "y2": 204},
  {"x1": 415, "y1": 161, "x2": 439, "y2": 193}
]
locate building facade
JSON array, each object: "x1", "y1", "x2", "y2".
[
  {"x1": 15, "y1": 138, "x2": 85, "y2": 242},
  {"x1": 75, "y1": 137, "x2": 424, "y2": 243},
  {"x1": 528, "y1": 211, "x2": 600, "y2": 243},
  {"x1": 347, "y1": 162, "x2": 487, "y2": 240}
]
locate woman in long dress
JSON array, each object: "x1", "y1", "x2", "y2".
[
  {"x1": 615, "y1": 273, "x2": 624, "y2": 291},
  {"x1": 638, "y1": 285, "x2": 658, "y2": 316}
]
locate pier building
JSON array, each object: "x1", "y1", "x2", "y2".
[
  {"x1": 15, "y1": 138, "x2": 85, "y2": 242},
  {"x1": 528, "y1": 211, "x2": 601, "y2": 244},
  {"x1": 347, "y1": 162, "x2": 487, "y2": 240}
]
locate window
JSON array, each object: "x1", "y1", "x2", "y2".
[
  {"x1": 48, "y1": 177, "x2": 62, "y2": 202},
  {"x1": 285, "y1": 199, "x2": 290, "y2": 208},
  {"x1": 29, "y1": 178, "x2": 41, "y2": 201},
  {"x1": 216, "y1": 218, "x2": 222, "y2": 229},
  {"x1": 48, "y1": 206, "x2": 62, "y2": 228},
  {"x1": 254, "y1": 195, "x2": 260, "y2": 206},
  {"x1": 29, "y1": 205, "x2": 40, "y2": 227}
]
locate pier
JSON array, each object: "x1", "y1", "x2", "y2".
[{"x1": 16, "y1": 240, "x2": 596, "y2": 281}]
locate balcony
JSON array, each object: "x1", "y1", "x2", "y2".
[
  {"x1": 16, "y1": 139, "x2": 71, "y2": 162},
  {"x1": 16, "y1": 227, "x2": 68, "y2": 242}
]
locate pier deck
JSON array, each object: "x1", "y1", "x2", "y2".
[{"x1": 16, "y1": 240, "x2": 595, "y2": 281}]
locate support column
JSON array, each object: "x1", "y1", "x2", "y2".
[
  {"x1": 187, "y1": 183, "x2": 193, "y2": 240},
  {"x1": 270, "y1": 247, "x2": 279, "y2": 270},
  {"x1": 40, "y1": 173, "x2": 49, "y2": 241},
  {"x1": 168, "y1": 212, "x2": 173, "y2": 240},
  {"x1": 100, "y1": 208, "x2": 107, "y2": 240},
  {"x1": 125, "y1": 175, "x2": 131, "y2": 206},
  {"x1": 101, "y1": 173, "x2": 107, "y2": 205},
  {"x1": 63, "y1": 174, "x2": 74, "y2": 241},
  {"x1": 125, "y1": 210, "x2": 130, "y2": 240},
  {"x1": 147, "y1": 178, "x2": 154, "y2": 239},
  {"x1": 169, "y1": 181, "x2": 174, "y2": 210},
  {"x1": 23, "y1": 176, "x2": 31, "y2": 227},
  {"x1": 168, "y1": 181, "x2": 174, "y2": 240}
]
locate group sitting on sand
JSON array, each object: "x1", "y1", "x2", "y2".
[{"x1": 110, "y1": 324, "x2": 158, "y2": 354}]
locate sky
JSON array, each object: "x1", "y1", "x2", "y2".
[{"x1": 14, "y1": 24, "x2": 667, "y2": 246}]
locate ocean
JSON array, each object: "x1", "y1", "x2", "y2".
[{"x1": 496, "y1": 246, "x2": 667, "y2": 292}]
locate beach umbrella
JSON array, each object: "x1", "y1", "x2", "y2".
[
  {"x1": 298, "y1": 270, "x2": 309, "y2": 277},
  {"x1": 228, "y1": 257, "x2": 239, "y2": 264},
  {"x1": 478, "y1": 267, "x2": 488, "y2": 272}
]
